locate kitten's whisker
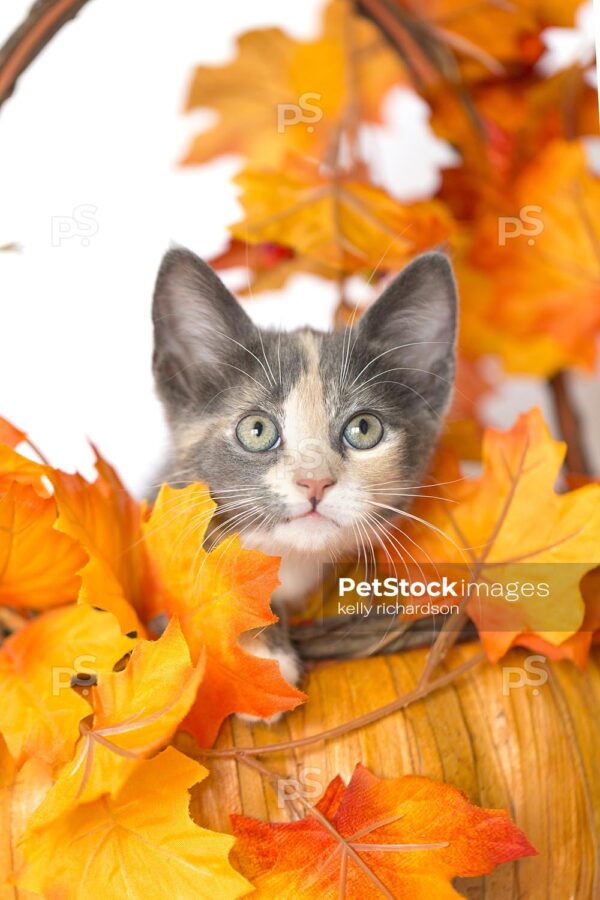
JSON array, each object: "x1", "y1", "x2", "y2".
[
  {"x1": 200, "y1": 507, "x2": 275, "y2": 588},
  {"x1": 192, "y1": 505, "x2": 268, "y2": 585},
  {"x1": 257, "y1": 326, "x2": 277, "y2": 387},
  {"x1": 351, "y1": 519, "x2": 368, "y2": 585},
  {"x1": 368, "y1": 477, "x2": 466, "y2": 491},
  {"x1": 353, "y1": 378, "x2": 442, "y2": 420},
  {"x1": 366, "y1": 509, "x2": 435, "y2": 584},
  {"x1": 198, "y1": 383, "x2": 250, "y2": 416},
  {"x1": 219, "y1": 361, "x2": 269, "y2": 392},
  {"x1": 208, "y1": 326, "x2": 275, "y2": 388},
  {"x1": 361, "y1": 510, "x2": 407, "y2": 583},
  {"x1": 356, "y1": 515, "x2": 377, "y2": 585},
  {"x1": 277, "y1": 331, "x2": 283, "y2": 387},
  {"x1": 366, "y1": 490, "x2": 458, "y2": 503},
  {"x1": 349, "y1": 341, "x2": 451, "y2": 388},
  {"x1": 141, "y1": 495, "x2": 262, "y2": 557},
  {"x1": 352, "y1": 365, "x2": 454, "y2": 395},
  {"x1": 339, "y1": 298, "x2": 362, "y2": 391},
  {"x1": 365, "y1": 500, "x2": 471, "y2": 567}
]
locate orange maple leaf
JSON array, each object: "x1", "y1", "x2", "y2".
[
  {"x1": 486, "y1": 140, "x2": 600, "y2": 375},
  {"x1": 143, "y1": 484, "x2": 306, "y2": 746},
  {"x1": 0, "y1": 483, "x2": 85, "y2": 609},
  {"x1": 49, "y1": 449, "x2": 158, "y2": 633},
  {"x1": 232, "y1": 763, "x2": 536, "y2": 898},
  {"x1": 429, "y1": 66, "x2": 598, "y2": 218},
  {"x1": 391, "y1": 0, "x2": 581, "y2": 83},
  {"x1": 0, "y1": 445, "x2": 47, "y2": 495},
  {"x1": 457, "y1": 140, "x2": 600, "y2": 376},
  {"x1": 0, "y1": 417, "x2": 26, "y2": 449}
]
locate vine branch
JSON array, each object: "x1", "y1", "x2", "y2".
[
  {"x1": 548, "y1": 370, "x2": 591, "y2": 477},
  {"x1": 0, "y1": 0, "x2": 93, "y2": 112},
  {"x1": 199, "y1": 648, "x2": 484, "y2": 759}
]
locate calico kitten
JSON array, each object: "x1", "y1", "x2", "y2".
[{"x1": 152, "y1": 247, "x2": 457, "y2": 699}]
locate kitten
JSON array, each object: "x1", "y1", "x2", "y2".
[{"x1": 151, "y1": 247, "x2": 457, "y2": 700}]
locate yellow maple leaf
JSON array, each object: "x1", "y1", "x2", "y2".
[
  {"x1": 15, "y1": 747, "x2": 252, "y2": 900},
  {"x1": 183, "y1": 0, "x2": 406, "y2": 167},
  {"x1": 231, "y1": 156, "x2": 452, "y2": 275},
  {"x1": 0, "y1": 737, "x2": 53, "y2": 899},
  {"x1": 0, "y1": 605, "x2": 134, "y2": 767},
  {"x1": 37, "y1": 619, "x2": 204, "y2": 819},
  {"x1": 383, "y1": 408, "x2": 600, "y2": 661}
]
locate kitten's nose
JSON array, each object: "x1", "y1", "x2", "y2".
[{"x1": 296, "y1": 477, "x2": 336, "y2": 504}]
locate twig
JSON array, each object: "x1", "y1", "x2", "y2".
[
  {"x1": 548, "y1": 370, "x2": 591, "y2": 476},
  {"x1": 0, "y1": 607, "x2": 28, "y2": 636},
  {"x1": 0, "y1": 0, "x2": 93, "y2": 111},
  {"x1": 199, "y1": 649, "x2": 484, "y2": 758},
  {"x1": 291, "y1": 611, "x2": 478, "y2": 660}
]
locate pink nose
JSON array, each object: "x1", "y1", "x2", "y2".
[{"x1": 296, "y1": 477, "x2": 336, "y2": 503}]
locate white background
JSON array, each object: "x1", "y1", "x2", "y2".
[{"x1": 0, "y1": 0, "x2": 598, "y2": 492}]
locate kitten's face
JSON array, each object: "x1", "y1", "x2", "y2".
[{"x1": 152, "y1": 249, "x2": 457, "y2": 559}]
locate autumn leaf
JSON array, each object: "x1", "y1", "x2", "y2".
[
  {"x1": 392, "y1": 408, "x2": 600, "y2": 661},
  {"x1": 49, "y1": 449, "x2": 158, "y2": 632},
  {"x1": 231, "y1": 156, "x2": 452, "y2": 276},
  {"x1": 232, "y1": 763, "x2": 536, "y2": 898},
  {"x1": 0, "y1": 737, "x2": 53, "y2": 899},
  {"x1": 15, "y1": 747, "x2": 252, "y2": 900},
  {"x1": 143, "y1": 484, "x2": 306, "y2": 746},
  {"x1": 183, "y1": 0, "x2": 406, "y2": 167},
  {"x1": 482, "y1": 140, "x2": 600, "y2": 375},
  {"x1": 0, "y1": 445, "x2": 47, "y2": 495},
  {"x1": 0, "y1": 483, "x2": 85, "y2": 609},
  {"x1": 429, "y1": 66, "x2": 598, "y2": 217},
  {"x1": 0, "y1": 418, "x2": 49, "y2": 495},
  {"x1": 38, "y1": 618, "x2": 205, "y2": 818},
  {"x1": 0, "y1": 604, "x2": 135, "y2": 767},
  {"x1": 208, "y1": 238, "x2": 336, "y2": 295},
  {"x1": 0, "y1": 418, "x2": 26, "y2": 449},
  {"x1": 442, "y1": 353, "x2": 495, "y2": 459},
  {"x1": 513, "y1": 567, "x2": 600, "y2": 668},
  {"x1": 392, "y1": 0, "x2": 581, "y2": 82}
]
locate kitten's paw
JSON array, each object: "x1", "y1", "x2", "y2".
[{"x1": 237, "y1": 632, "x2": 302, "y2": 726}]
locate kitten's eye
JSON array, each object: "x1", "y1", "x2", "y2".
[
  {"x1": 236, "y1": 414, "x2": 280, "y2": 452},
  {"x1": 343, "y1": 413, "x2": 383, "y2": 450}
]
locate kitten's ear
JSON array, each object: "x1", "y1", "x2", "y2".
[
  {"x1": 356, "y1": 252, "x2": 458, "y2": 401},
  {"x1": 152, "y1": 247, "x2": 254, "y2": 402}
]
